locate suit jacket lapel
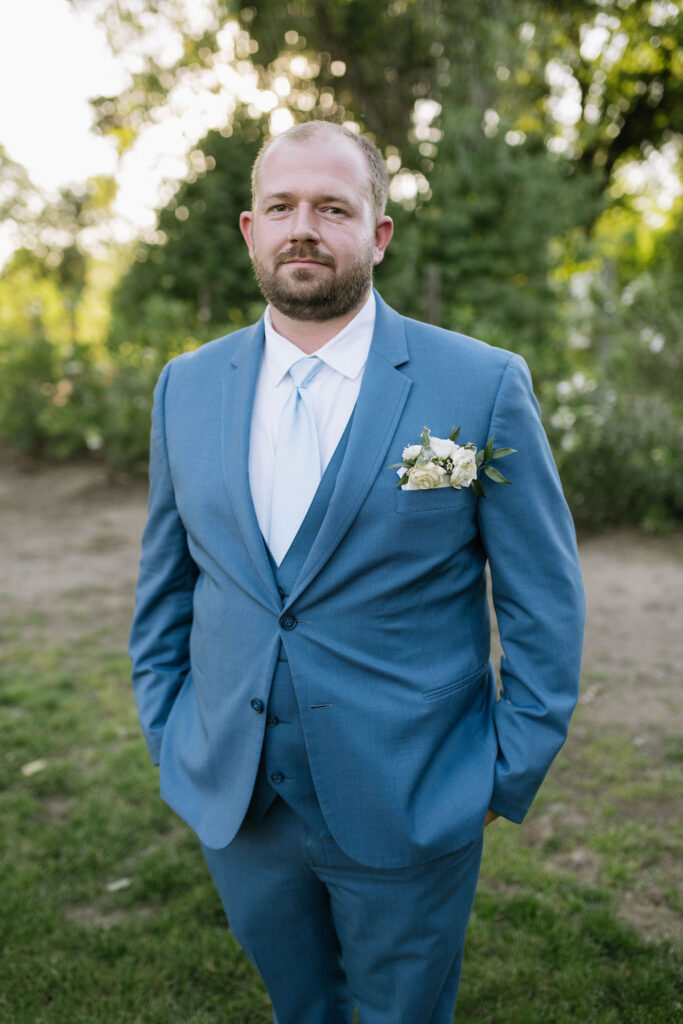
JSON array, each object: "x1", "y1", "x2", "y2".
[
  {"x1": 220, "y1": 318, "x2": 279, "y2": 603},
  {"x1": 288, "y1": 294, "x2": 412, "y2": 604}
]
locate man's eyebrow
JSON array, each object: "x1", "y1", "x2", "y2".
[
  {"x1": 318, "y1": 195, "x2": 354, "y2": 205},
  {"x1": 263, "y1": 191, "x2": 357, "y2": 207}
]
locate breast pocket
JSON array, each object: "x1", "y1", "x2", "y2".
[{"x1": 394, "y1": 484, "x2": 474, "y2": 514}]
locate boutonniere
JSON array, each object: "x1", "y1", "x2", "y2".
[{"x1": 389, "y1": 426, "x2": 515, "y2": 497}]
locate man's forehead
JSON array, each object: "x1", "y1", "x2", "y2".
[{"x1": 257, "y1": 135, "x2": 371, "y2": 191}]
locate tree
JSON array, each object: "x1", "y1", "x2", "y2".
[
  {"x1": 110, "y1": 111, "x2": 267, "y2": 340},
  {"x1": 379, "y1": 107, "x2": 600, "y2": 379}
]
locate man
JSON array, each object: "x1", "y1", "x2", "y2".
[{"x1": 130, "y1": 120, "x2": 584, "y2": 1023}]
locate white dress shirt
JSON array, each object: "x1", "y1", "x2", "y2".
[{"x1": 248, "y1": 292, "x2": 376, "y2": 544}]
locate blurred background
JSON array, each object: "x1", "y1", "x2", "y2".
[{"x1": 0, "y1": 0, "x2": 681, "y2": 530}]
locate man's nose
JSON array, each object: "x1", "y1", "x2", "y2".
[{"x1": 289, "y1": 204, "x2": 320, "y2": 242}]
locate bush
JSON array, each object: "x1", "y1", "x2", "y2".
[
  {"x1": 547, "y1": 383, "x2": 683, "y2": 532},
  {"x1": 0, "y1": 298, "x2": 205, "y2": 469},
  {"x1": 0, "y1": 334, "x2": 106, "y2": 459}
]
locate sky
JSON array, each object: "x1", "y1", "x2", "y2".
[
  {"x1": 0, "y1": 0, "x2": 288, "y2": 263},
  {"x1": 0, "y1": 0, "x2": 122, "y2": 189},
  {"x1": 0, "y1": 0, "x2": 251, "y2": 256}
]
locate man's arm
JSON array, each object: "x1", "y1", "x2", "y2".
[
  {"x1": 478, "y1": 353, "x2": 585, "y2": 823},
  {"x1": 129, "y1": 361, "x2": 198, "y2": 765}
]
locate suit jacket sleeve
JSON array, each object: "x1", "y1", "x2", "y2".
[
  {"x1": 477, "y1": 353, "x2": 585, "y2": 822},
  {"x1": 129, "y1": 361, "x2": 198, "y2": 765}
]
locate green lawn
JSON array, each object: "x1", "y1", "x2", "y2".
[{"x1": 1, "y1": 611, "x2": 680, "y2": 1023}]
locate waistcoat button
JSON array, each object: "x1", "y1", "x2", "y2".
[
  {"x1": 270, "y1": 771, "x2": 285, "y2": 784},
  {"x1": 280, "y1": 613, "x2": 297, "y2": 630}
]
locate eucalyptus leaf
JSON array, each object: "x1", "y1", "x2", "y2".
[
  {"x1": 484, "y1": 466, "x2": 512, "y2": 484},
  {"x1": 417, "y1": 449, "x2": 435, "y2": 464},
  {"x1": 491, "y1": 447, "x2": 516, "y2": 459}
]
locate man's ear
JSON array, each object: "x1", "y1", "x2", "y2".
[
  {"x1": 372, "y1": 216, "x2": 394, "y2": 266},
  {"x1": 239, "y1": 211, "x2": 254, "y2": 255}
]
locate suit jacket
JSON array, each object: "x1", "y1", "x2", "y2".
[{"x1": 130, "y1": 291, "x2": 585, "y2": 868}]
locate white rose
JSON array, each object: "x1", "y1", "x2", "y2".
[
  {"x1": 430, "y1": 436, "x2": 457, "y2": 460},
  {"x1": 450, "y1": 447, "x2": 478, "y2": 489},
  {"x1": 401, "y1": 444, "x2": 422, "y2": 461},
  {"x1": 407, "y1": 461, "x2": 446, "y2": 490}
]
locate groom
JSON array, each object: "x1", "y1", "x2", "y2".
[{"x1": 130, "y1": 120, "x2": 584, "y2": 1023}]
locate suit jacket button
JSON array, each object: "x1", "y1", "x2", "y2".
[
  {"x1": 250, "y1": 698, "x2": 264, "y2": 713},
  {"x1": 270, "y1": 771, "x2": 285, "y2": 784},
  {"x1": 280, "y1": 613, "x2": 297, "y2": 630}
]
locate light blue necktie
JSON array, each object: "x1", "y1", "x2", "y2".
[{"x1": 268, "y1": 356, "x2": 323, "y2": 565}]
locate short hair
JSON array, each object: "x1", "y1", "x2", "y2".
[{"x1": 251, "y1": 120, "x2": 389, "y2": 219}]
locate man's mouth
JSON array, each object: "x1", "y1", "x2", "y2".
[{"x1": 276, "y1": 249, "x2": 335, "y2": 270}]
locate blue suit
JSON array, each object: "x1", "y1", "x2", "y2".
[{"x1": 130, "y1": 291, "x2": 584, "y2": 1019}]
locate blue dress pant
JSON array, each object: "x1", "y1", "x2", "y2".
[{"x1": 201, "y1": 798, "x2": 483, "y2": 1024}]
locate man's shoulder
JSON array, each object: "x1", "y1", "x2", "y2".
[
  {"x1": 396, "y1": 308, "x2": 518, "y2": 377},
  {"x1": 166, "y1": 319, "x2": 263, "y2": 376}
]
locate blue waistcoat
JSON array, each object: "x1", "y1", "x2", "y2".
[{"x1": 247, "y1": 415, "x2": 353, "y2": 833}]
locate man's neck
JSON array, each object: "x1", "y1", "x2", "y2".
[{"x1": 268, "y1": 292, "x2": 371, "y2": 354}]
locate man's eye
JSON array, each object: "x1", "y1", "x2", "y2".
[
  {"x1": 269, "y1": 204, "x2": 289, "y2": 213},
  {"x1": 324, "y1": 207, "x2": 347, "y2": 216}
]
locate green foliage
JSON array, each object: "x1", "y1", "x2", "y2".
[
  {"x1": 0, "y1": 334, "x2": 105, "y2": 459},
  {"x1": 552, "y1": 386, "x2": 683, "y2": 532},
  {"x1": 0, "y1": 282, "x2": 203, "y2": 467},
  {"x1": 104, "y1": 297, "x2": 204, "y2": 470},
  {"x1": 380, "y1": 107, "x2": 601, "y2": 381},
  {"x1": 110, "y1": 118, "x2": 267, "y2": 338},
  {"x1": 239, "y1": 0, "x2": 449, "y2": 148},
  {"x1": 544, "y1": 214, "x2": 683, "y2": 531},
  {"x1": 1, "y1": 0, "x2": 681, "y2": 530}
]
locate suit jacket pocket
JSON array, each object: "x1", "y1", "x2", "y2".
[
  {"x1": 423, "y1": 663, "x2": 488, "y2": 702},
  {"x1": 394, "y1": 485, "x2": 472, "y2": 514}
]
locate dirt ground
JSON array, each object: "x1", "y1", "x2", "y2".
[{"x1": 2, "y1": 449, "x2": 682, "y2": 938}]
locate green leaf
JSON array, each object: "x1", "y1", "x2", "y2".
[
  {"x1": 491, "y1": 447, "x2": 516, "y2": 459},
  {"x1": 396, "y1": 473, "x2": 410, "y2": 487},
  {"x1": 475, "y1": 451, "x2": 485, "y2": 468},
  {"x1": 484, "y1": 466, "x2": 512, "y2": 485},
  {"x1": 472, "y1": 479, "x2": 485, "y2": 498},
  {"x1": 386, "y1": 462, "x2": 405, "y2": 469},
  {"x1": 483, "y1": 436, "x2": 494, "y2": 461},
  {"x1": 420, "y1": 426, "x2": 431, "y2": 448},
  {"x1": 449, "y1": 425, "x2": 461, "y2": 443}
]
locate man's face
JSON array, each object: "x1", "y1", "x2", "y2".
[{"x1": 240, "y1": 136, "x2": 392, "y2": 322}]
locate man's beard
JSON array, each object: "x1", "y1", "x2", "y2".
[{"x1": 251, "y1": 241, "x2": 375, "y2": 321}]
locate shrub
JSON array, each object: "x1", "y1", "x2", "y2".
[{"x1": 0, "y1": 334, "x2": 106, "y2": 459}]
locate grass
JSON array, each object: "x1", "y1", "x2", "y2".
[{"x1": 0, "y1": 612, "x2": 681, "y2": 1023}]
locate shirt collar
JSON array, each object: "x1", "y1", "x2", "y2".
[{"x1": 263, "y1": 292, "x2": 376, "y2": 387}]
